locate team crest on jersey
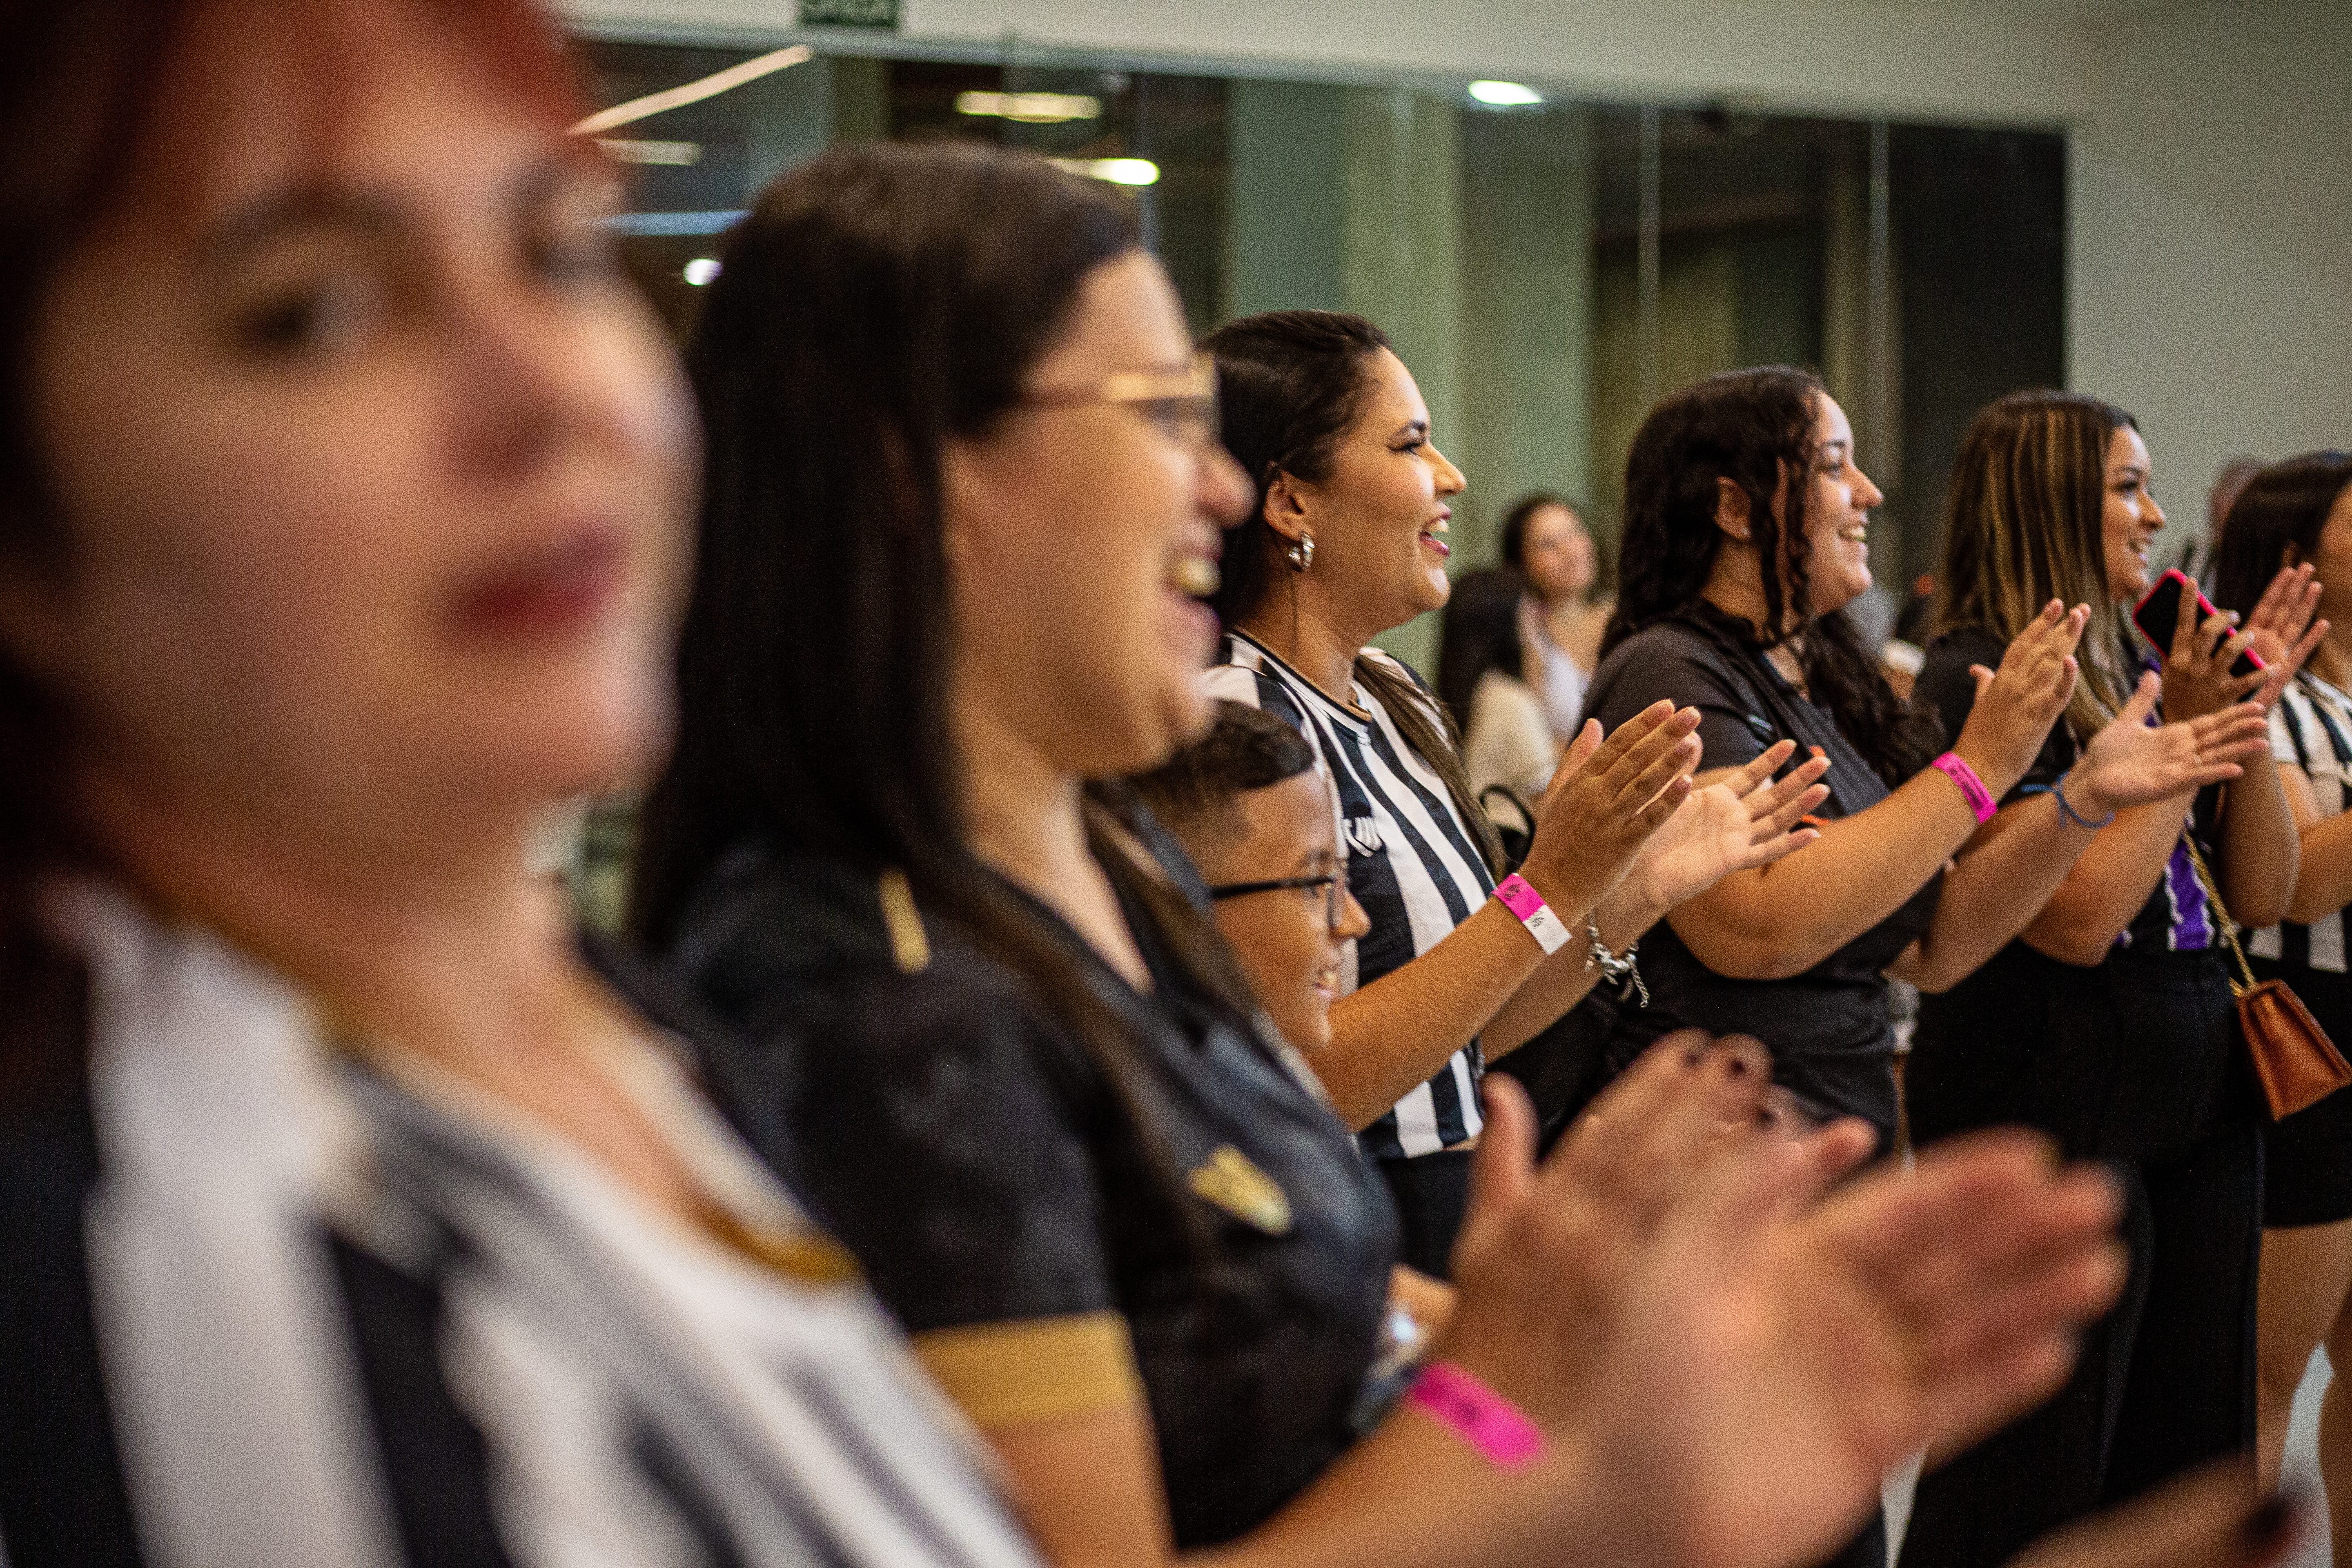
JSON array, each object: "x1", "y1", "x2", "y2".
[
  {"x1": 1343, "y1": 816, "x2": 1383, "y2": 856},
  {"x1": 1187, "y1": 1145, "x2": 1293, "y2": 1234}
]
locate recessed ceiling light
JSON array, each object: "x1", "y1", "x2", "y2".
[
  {"x1": 956, "y1": 91, "x2": 1104, "y2": 124},
  {"x1": 1049, "y1": 156, "x2": 1159, "y2": 187},
  {"x1": 1468, "y1": 80, "x2": 1543, "y2": 107},
  {"x1": 596, "y1": 139, "x2": 703, "y2": 166}
]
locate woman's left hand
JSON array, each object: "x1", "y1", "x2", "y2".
[
  {"x1": 1627, "y1": 740, "x2": 1832, "y2": 915},
  {"x1": 2238, "y1": 563, "x2": 2330, "y2": 712},
  {"x1": 2067, "y1": 674, "x2": 2270, "y2": 816}
]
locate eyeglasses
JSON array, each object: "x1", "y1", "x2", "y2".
[
  {"x1": 1022, "y1": 351, "x2": 1219, "y2": 450},
  {"x1": 1207, "y1": 871, "x2": 1345, "y2": 934}
]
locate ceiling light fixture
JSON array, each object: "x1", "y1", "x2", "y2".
[
  {"x1": 595, "y1": 139, "x2": 704, "y2": 166},
  {"x1": 683, "y1": 258, "x2": 724, "y2": 286},
  {"x1": 572, "y1": 45, "x2": 813, "y2": 136},
  {"x1": 1468, "y1": 80, "x2": 1543, "y2": 107},
  {"x1": 1050, "y1": 157, "x2": 1159, "y2": 187},
  {"x1": 956, "y1": 90, "x2": 1104, "y2": 124}
]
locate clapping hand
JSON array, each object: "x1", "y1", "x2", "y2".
[
  {"x1": 1564, "y1": 1088, "x2": 2123, "y2": 1568},
  {"x1": 1441, "y1": 1035, "x2": 1787, "y2": 1429},
  {"x1": 1519, "y1": 702, "x2": 1704, "y2": 922},
  {"x1": 1953, "y1": 601, "x2": 2091, "y2": 798},
  {"x1": 2238, "y1": 563, "x2": 2330, "y2": 713},
  {"x1": 1626, "y1": 739, "x2": 1833, "y2": 915},
  {"x1": 2067, "y1": 673, "x2": 2270, "y2": 816}
]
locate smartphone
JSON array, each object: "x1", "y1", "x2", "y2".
[{"x1": 2133, "y1": 568, "x2": 2265, "y2": 679}]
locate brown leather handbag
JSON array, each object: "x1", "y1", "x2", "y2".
[{"x1": 2184, "y1": 837, "x2": 2352, "y2": 1119}]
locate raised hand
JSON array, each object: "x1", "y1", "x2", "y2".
[
  {"x1": 2161, "y1": 577, "x2": 2267, "y2": 722},
  {"x1": 1626, "y1": 739, "x2": 1833, "y2": 914},
  {"x1": 1439, "y1": 1035, "x2": 1782, "y2": 1428},
  {"x1": 2068, "y1": 673, "x2": 2269, "y2": 816},
  {"x1": 2238, "y1": 563, "x2": 2330, "y2": 712},
  {"x1": 1570, "y1": 1114, "x2": 2124, "y2": 1568},
  {"x1": 1519, "y1": 701, "x2": 1703, "y2": 920},
  {"x1": 1953, "y1": 601, "x2": 2091, "y2": 797}
]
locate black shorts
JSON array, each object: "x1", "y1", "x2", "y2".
[{"x1": 2253, "y1": 957, "x2": 2352, "y2": 1228}]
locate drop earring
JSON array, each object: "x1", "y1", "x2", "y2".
[{"x1": 1286, "y1": 533, "x2": 1316, "y2": 574}]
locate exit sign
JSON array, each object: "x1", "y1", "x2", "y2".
[{"x1": 797, "y1": 0, "x2": 899, "y2": 26}]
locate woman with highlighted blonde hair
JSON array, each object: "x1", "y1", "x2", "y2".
[{"x1": 1900, "y1": 391, "x2": 2321, "y2": 1568}]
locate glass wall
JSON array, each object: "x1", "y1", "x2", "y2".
[
  {"x1": 566, "y1": 37, "x2": 2064, "y2": 924},
  {"x1": 582, "y1": 37, "x2": 2062, "y2": 660}
]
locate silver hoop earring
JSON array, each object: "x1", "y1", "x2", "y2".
[{"x1": 1287, "y1": 533, "x2": 1316, "y2": 574}]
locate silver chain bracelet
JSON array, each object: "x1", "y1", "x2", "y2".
[{"x1": 1587, "y1": 919, "x2": 1648, "y2": 1007}]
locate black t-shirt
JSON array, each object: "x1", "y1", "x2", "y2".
[
  {"x1": 1580, "y1": 617, "x2": 1940, "y2": 1140},
  {"x1": 1906, "y1": 626, "x2": 2251, "y2": 1159},
  {"x1": 666, "y1": 825, "x2": 1400, "y2": 1551}
]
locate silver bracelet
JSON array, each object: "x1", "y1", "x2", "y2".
[{"x1": 1587, "y1": 920, "x2": 1648, "y2": 1007}]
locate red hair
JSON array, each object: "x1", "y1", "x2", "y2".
[{"x1": 0, "y1": 0, "x2": 584, "y2": 940}]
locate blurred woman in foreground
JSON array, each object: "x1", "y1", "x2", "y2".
[{"x1": 0, "y1": 2, "x2": 1055, "y2": 1563}]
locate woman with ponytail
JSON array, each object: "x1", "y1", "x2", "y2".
[{"x1": 1201, "y1": 314, "x2": 1833, "y2": 1270}]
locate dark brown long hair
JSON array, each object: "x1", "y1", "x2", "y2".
[
  {"x1": 2211, "y1": 452, "x2": 2352, "y2": 629},
  {"x1": 1605, "y1": 366, "x2": 1939, "y2": 787},
  {"x1": 0, "y1": 0, "x2": 571, "y2": 969},
  {"x1": 630, "y1": 144, "x2": 1260, "y2": 1130},
  {"x1": 1204, "y1": 309, "x2": 1504, "y2": 872}
]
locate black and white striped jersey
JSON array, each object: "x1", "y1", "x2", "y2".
[
  {"x1": 0, "y1": 882, "x2": 1042, "y2": 1568},
  {"x1": 2252, "y1": 673, "x2": 2352, "y2": 973},
  {"x1": 1202, "y1": 631, "x2": 1492, "y2": 1161}
]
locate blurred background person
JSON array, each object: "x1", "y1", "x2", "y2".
[
  {"x1": 2169, "y1": 454, "x2": 2267, "y2": 584},
  {"x1": 2209, "y1": 452, "x2": 2352, "y2": 1549},
  {"x1": 1902, "y1": 393, "x2": 2318, "y2": 1568},
  {"x1": 1438, "y1": 566, "x2": 1563, "y2": 802},
  {"x1": 1499, "y1": 491, "x2": 1610, "y2": 743}
]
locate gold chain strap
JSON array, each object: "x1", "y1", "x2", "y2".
[{"x1": 2179, "y1": 835, "x2": 2258, "y2": 1000}]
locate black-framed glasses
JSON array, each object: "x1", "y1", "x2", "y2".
[
  {"x1": 1207, "y1": 872, "x2": 1344, "y2": 934},
  {"x1": 1022, "y1": 351, "x2": 1220, "y2": 451}
]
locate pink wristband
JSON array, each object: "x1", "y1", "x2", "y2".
[
  {"x1": 1929, "y1": 751, "x2": 1997, "y2": 824},
  {"x1": 1409, "y1": 1362, "x2": 1544, "y2": 1470},
  {"x1": 1493, "y1": 872, "x2": 1572, "y2": 956}
]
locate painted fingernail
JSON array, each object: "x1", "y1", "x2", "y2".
[
  {"x1": 1683, "y1": 1047, "x2": 1704, "y2": 1067},
  {"x1": 1726, "y1": 1056, "x2": 1749, "y2": 1076}
]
